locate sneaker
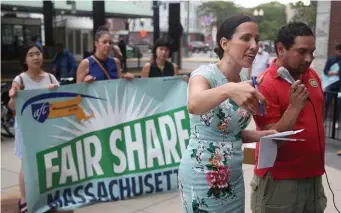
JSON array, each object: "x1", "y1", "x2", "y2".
[{"x1": 337, "y1": 149, "x2": 341, "y2": 156}]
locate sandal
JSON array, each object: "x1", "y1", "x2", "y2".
[{"x1": 18, "y1": 199, "x2": 28, "y2": 213}]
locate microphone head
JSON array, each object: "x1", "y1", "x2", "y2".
[{"x1": 277, "y1": 67, "x2": 295, "y2": 84}]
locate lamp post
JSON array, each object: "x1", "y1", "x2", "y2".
[
  {"x1": 152, "y1": 1, "x2": 160, "y2": 43},
  {"x1": 253, "y1": 8, "x2": 264, "y2": 23}
]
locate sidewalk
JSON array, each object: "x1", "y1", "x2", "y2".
[
  {"x1": 76, "y1": 165, "x2": 341, "y2": 213},
  {"x1": 2, "y1": 120, "x2": 341, "y2": 212}
]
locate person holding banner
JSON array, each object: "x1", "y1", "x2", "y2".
[
  {"x1": 76, "y1": 26, "x2": 134, "y2": 83},
  {"x1": 178, "y1": 14, "x2": 276, "y2": 213},
  {"x1": 7, "y1": 44, "x2": 59, "y2": 213},
  {"x1": 141, "y1": 37, "x2": 180, "y2": 78}
]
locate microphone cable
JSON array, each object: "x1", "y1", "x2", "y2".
[{"x1": 308, "y1": 98, "x2": 340, "y2": 213}]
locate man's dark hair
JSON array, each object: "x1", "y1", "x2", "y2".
[
  {"x1": 275, "y1": 22, "x2": 314, "y2": 56},
  {"x1": 336, "y1": 43, "x2": 341, "y2": 51}
]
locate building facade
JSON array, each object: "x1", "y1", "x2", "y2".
[
  {"x1": 1, "y1": 1, "x2": 152, "y2": 61},
  {"x1": 128, "y1": 1, "x2": 205, "y2": 46}
]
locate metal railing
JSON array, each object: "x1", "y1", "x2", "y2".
[{"x1": 324, "y1": 91, "x2": 341, "y2": 140}]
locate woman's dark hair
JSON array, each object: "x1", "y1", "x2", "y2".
[
  {"x1": 214, "y1": 14, "x2": 255, "y2": 59},
  {"x1": 152, "y1": 37, "x2": 172, "y2": 60},
  {"x1": 95, "y1": 25, "x2": 110, "y2": 41},
  {"x1": 20, "y1": 44, "x2": 43, "y2": 71},
  {"x1": 274, "y1": 22, "x2": 314, "y2": 56}
]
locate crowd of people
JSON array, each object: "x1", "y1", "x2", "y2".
[{"x1": 6, "y1": 14, "x2": 340, "y2": 213}]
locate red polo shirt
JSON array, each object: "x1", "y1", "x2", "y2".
[{"x1": 253, "y1": 60, "x2": 325, "y2": 180}]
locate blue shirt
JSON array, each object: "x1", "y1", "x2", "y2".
[
  {"x1": 52, "y1": 49, "x2": 77, "y2": 78},
  {"x1": 87, "y1": 56, "x2": 118, "y2": 81},
  {"x1": 323, "y1": 55, "x2": 341, "y2": 90}
]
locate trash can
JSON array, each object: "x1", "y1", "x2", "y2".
[{"x1": 126, "y1": 46, "x2": 134, "y2": 58}]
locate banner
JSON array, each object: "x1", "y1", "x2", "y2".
[{"x1": 15, "y1": 77, "x2": 190, "y2": 212}]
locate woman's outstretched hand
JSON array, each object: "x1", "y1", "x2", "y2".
[{"x1": 228, "y1": 76, "x2": 268, "y2": 115}]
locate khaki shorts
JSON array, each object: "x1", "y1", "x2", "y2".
[{"x1": 250, "y1": 172, "x2": 327, "y2": 213}]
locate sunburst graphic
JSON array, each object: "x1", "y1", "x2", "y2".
[{"x1": 52, "y1": 85, "x2": 160, "y2": 141}]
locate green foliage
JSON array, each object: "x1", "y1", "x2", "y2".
[
  {"x1": 289, "y1": 1, "x2": 317, "y2": 31},
  {"x1": 198, "y1": 1, "x2": 287, "y2": 41},
  {"x1": 198, "y1": 1, "x2": 242, "y2": 26}
]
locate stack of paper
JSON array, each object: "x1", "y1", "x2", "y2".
[{"x1": 258, "y1": 129, "x2": 305, "y2": 169}]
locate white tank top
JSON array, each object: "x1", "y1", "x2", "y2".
[{"x1": 13, "y1": 72, "x2": 59, "y2": 89}]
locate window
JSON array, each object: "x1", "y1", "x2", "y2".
[
  {"x1": 1, "y1": 24, "x2": 14, "y2": 45},
  {"x1": 24, "y1": 26, "x2": 41, "y2": 45},
  {"x1": 67, "y1": 30, "x2": 74, "y2": 54},
  {"x1": 82, "y1": 32, "x2": 89, "y2": 52},
  {"x1": 75, "y1": 30, "x2": 81, "y2": 54}
]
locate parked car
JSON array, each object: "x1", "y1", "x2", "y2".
[{"x1": 189, "y1": 41, "x2": 210, "y2": 53}]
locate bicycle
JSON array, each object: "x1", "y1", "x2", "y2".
[{"x1": 1, "y1": 82, "x2": 15, "y2": 138}]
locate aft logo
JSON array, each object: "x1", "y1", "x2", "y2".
[
  {"x1": 32, "y1": 102, "x2": 50, "y2": 123},
  {"x1": 21, "y1": 92, "x2": 105, "y2": 123}
]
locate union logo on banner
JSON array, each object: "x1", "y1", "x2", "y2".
[
  {"x1": 21, "y1": 93, "x2": 105, "y2": 123},
  {"x1": 31, "y1": 102, "x2": 50, "y2": 123}
]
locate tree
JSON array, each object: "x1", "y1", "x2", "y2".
[
  {"x1": 198, "y1": 1, "x2": 241, "y2": 26},
  {"x1": 245, "y1": 2, "x2": 287, "y2": 41},
  {"x1": 198, "y1": 1, "x2": 288, "y2": 41},
  {"x1": 289, "y1": 1, "x2": 317, "y2": 31}
]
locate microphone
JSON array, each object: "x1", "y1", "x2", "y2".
[
  {"x1": 277, "y1": 67, "x2": 310, "y2": 101},
  {"x1": 277, "y1": 67, "x2": 295, "y2": 85}
]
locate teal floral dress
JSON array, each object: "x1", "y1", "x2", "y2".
[{"x1": 178, "y1": 64, "x2": 251, "y2": 213}]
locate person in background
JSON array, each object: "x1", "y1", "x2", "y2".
[
  {"x1": 248, "y1": 42, "x2": 270, "y2": 79},
  {"x1": 178, "y1": 15, "x2": 276, "y2": 213},
  {"x1": 111, "y1": 39, "x2": 123, "y2": 60},
  {"x1": 323, "y1": 43, "x2": 341, "y2": 136},
  {"x1": 31, "y1": 36, "x2": 42, "y2": 51},
  {"x1": 118, "y1": 36, "x2": 127, "y2": 72},
  {"x1": 77, "y1": 26, "x2": 134, "y2": 83},
  {"x1": 141, "y1": 37, "x2": 179, "y2": 78},
  {"x1": 52, "y1": 43, "x2": 77, "y2": 84},
  {"x1": 251, "y1": 22, "x2": 327, "y2": 213},
  {"x1": 8, "y1": 44, "x2": 59, "y2": 213}
]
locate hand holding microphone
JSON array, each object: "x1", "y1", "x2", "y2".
[
  {"x1": 277, "y1": 67, "x2": 309, "y2": 111},
  {"x1": 289, "y1": 80, "x2": 309, "y2": 110}
]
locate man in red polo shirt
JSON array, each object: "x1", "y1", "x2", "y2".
[{"x1": 250, "y1": 22, "x2": 327, "y2": 213}]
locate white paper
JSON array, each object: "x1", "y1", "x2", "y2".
[
  {"x1": 262, "y1": 129, "x2": 304, "y2": 139},
  {"x1": 257, "y1": 129, "x2": 304, "y2": 169},
  {"x1": 242, "y1": 142, "x2": 256, "y2": 149},
  {"x1": 257, "y1": 138, "x2": 277, "y2": 169}
]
